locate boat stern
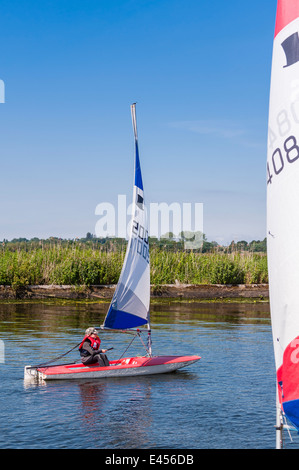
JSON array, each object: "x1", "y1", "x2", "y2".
[{"x1": 24, "y1": 365, "x2": 44, "y2": 383}]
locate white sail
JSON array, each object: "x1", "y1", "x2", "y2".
[
  {"x1": 267, "y1": 0, "x2": 299, "y2": 430},
  {"x1": 103, "y1": 104, "x2": 150, "y2": 329}
]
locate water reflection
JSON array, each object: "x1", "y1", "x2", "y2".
[
  {"x1": 0, "y1": 299, "x2": 270, "y2": 334},
  {"x1": 78, "y1": 381, "x2": 108, "y2": 423},
  {"x1": 151, "y1": 300, "x2": 270, "y2": 325},
  {"x1": 92, "y1": 377, "x2": 153, "y2": 448}
]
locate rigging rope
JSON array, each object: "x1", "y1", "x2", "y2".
[
  {"x1": 117, "y1": 334, "x2": 137, "y2": 362},
  {"x1": 116, "y1": 330, "x2": 150, "y2": 362},
  {"x1": 27, "y1": 342, "x2": 81, "y2": 369}
]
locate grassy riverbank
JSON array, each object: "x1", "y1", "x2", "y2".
[{"x1": 0, "y1": 244, "x2": 268, "y2": 288}]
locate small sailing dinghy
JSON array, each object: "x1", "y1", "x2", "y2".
[
  {"x1": 24, "y1": 104, "x2": 200, "y2": 382},
  {"x1": 267, "y1": 0, "x2": 299, "y2": 447}
]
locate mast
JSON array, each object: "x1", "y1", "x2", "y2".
[
  {"x1": 147, "y1": 323, "x2": 152, "y2": 356},
  {"x1": 267, "y1": 0, "x2": 299, "y2": 446},
  {"x1": 131, "y1": 103, "x2": 152, "y2": 356},
  {"x1": 275, "y1": 389, "x2": 283, "y2": 449}
]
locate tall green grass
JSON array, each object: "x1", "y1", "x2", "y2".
[
  {"x1": 150, "y1": 250, "x2": 268, "y2": 285},
  {"x1": 0, "y1": 245, "x2": 268, "y2": 287}
]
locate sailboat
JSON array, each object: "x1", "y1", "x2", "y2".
[
  {"x1": 267, "y1": 0, "x2": 299, "y2": 447},
  {"x1": 24, "y1": 104, "x2": 200, "y2": 381}
]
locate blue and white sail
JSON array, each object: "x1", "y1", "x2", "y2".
[{"x1": 103, "y1": 104, "x2": 150, "y2": 329}]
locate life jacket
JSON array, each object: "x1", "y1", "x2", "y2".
[{"x1": 79, "y1": 335, "x2": 101, "y2": 352}]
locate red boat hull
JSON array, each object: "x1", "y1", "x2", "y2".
[{"x1": 24, "y1": 355, "x2": 201, "y2": 381}]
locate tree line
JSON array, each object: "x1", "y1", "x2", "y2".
[{"x1": 0, "y1": 233, "x2": 267, "y2": 253}]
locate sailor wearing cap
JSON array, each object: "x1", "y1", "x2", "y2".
[{"x1": 79, "y1": 327, "x2": 110, "y2": 366}]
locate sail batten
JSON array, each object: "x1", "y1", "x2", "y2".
[
  {"x1": 268, "y1": 0, "x2": 299, "y2": 433},
  {"x1": 103, "y1": 104, "x2": 150, "y2": 330}
]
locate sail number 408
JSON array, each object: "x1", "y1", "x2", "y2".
[{"x1": 267, "y1": 135, "x2": 299, "y2": 185}]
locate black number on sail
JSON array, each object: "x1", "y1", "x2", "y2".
[
  {"x1": 272, "y1": 148, "x2": 284, "y2": 175},
  {"x1": 284, "y1": 135, "x2": 299, "y2": 163},
  {"x1": 268, "y1": 134, "x2": 299, "y2": 185},
  {"x1": 267, "y1": 161, "x2": 273, "y2": 185}
]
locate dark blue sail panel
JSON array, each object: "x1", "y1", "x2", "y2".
[
  {"x1": 104, "y1": 306, "x2": 148, "y2": 329},
  {"x1": 282, "y1": 400, "x2": 299, "y2": 430},
  {"x1": 135, "y1": 141, "x2": 143, "y2": 191}
]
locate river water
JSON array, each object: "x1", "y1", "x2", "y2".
[{"x1": 0, "y1": 300, "x2": 298, "y2": 450}]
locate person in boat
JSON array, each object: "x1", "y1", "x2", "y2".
[{"x1": 79, "y1": 327, "x2": 110, "y2": 366}]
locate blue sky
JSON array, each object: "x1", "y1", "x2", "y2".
[{"x1": 0, "y1": 0, "x2": 277, "y2": 244}]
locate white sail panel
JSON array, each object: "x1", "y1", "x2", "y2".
[
  {"x1": 267, "y1": 0, "x2": 299, "y2": 430},
  {"x1": 103, "y1": 104, "x2": 150, "y2": 329}
]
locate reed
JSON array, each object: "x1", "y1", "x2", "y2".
[
  {"x1": 0, "y1": 244, "x2": 268, "y2": 287},
  {"x1": 150, "y1": 249, "x2": 268, "y2": 285}
]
